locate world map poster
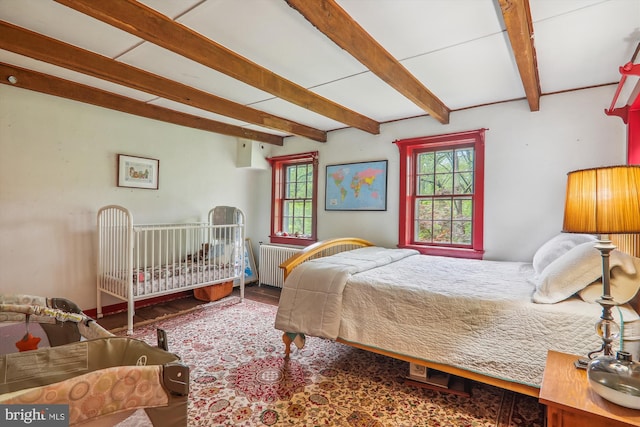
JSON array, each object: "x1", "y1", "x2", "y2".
[{"x1": 325, "y1": 160, "x2": 388, "y2": 211}]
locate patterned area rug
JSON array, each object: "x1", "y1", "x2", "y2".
[{"x1": 118, "y1": 298, "x2": 545, "y2": 426}]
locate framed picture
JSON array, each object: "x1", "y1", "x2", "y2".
[
  {"x1": 242, "y1": 238, "x2": 258, "y2": 284},
  {"x1": 118, "y1": 154, "x2": 159, "y2": 189},
  {"x1": 325, "y1": 160, "x2": 388, "y2": 211}
]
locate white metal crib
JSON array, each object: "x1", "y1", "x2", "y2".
[{"x1": 97, "y1": 205, "x2": 245, "y2": 334}]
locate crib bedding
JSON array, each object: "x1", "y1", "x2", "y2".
[
  {"x1": 276, "y1": 247, "x2": 640, "y2": 387},
  {"x1": 129, "y1": 260, "x2": 235, "y2": 296},
  {"x1": 105, "y1": 261, "x2": 235, "y2": 297}
]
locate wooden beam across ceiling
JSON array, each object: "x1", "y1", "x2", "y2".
[
  {"x1": 286, "y1": 0, "x2": 450, "y2": 125},
  {"x1": 0, "y1": 63, "x2": 284, "y2": 145},
  {"x1": 498, "y1": 0, "x2": 541, "y2": 111},
  {"x1": 54, "y1": 0, "x2": 381, "y2": 135},
  {"x1": 0, "y1": 21, "x2": 323, "y2": 143}
]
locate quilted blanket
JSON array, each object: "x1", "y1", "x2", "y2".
[{"x1": 274, "y1": 247, "x2": 417, "y2": 339}]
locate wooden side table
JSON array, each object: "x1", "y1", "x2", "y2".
[{"x1": 539, "y1": 350, "x2": 640, "y2": 427}]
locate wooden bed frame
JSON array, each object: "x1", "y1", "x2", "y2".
[{"x1": 279, "y1": 237, "x2": 541, "y2": 397}]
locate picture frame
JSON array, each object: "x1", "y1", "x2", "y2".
[
  {"x1": 325, "y1": 160, "x2": 388, "y2": 211},
  {"x1": 242, "y1": 238, "x2": 258, "y2": 284},
  {"x1": 117, "y1": 154, "x2": 159, "y2": 189}
]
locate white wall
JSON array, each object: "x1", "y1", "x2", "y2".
[
  {"x1": 0, "y1": 84, "x2": 627, "y2": 311},
  {"x1": 255, "y1": 85, "x2": 627, "y2": 261},
  {"x1": 0, "y1": 85, "x2": 263, "y2": 309}
]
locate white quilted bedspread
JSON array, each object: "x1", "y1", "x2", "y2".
[
  {"x1": 275, "y1": 247, "x2": 417, "y2": 339},
  {"x1": 275, "y1": 247, "x2": 640, "y2": 387}
]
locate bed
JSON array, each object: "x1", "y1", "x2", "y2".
[
  {"x1": 0, "y1": 294, "x2": 189, "y2": 426},
  {"x1": 97, "y1": 205, "x2": 246, "y2": 334},
  {"x1": 275, "y1": 236, "x2": 640, "y2": 397}
]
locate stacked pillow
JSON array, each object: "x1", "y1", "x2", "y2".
[
  {"x1": 530, "y1": 233, "x2": 640, "y2": 304},
  {"x1": 532, "y1": 233, "x2": 597, "y2": 276}
]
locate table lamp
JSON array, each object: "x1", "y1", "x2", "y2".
[{"x1": 562, "y1": 165, "x2": 640, "y2": 408}]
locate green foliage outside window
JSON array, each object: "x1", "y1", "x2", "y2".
[
  {"x1": 415, "y1": 148, "x2": 474, "y2": 245},
  {"x1": 283, "y1": 163, "x2": 313, "y2": 236}
]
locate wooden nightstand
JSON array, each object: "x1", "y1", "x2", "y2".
[{"x1": 539, "y1": 350, "x2": 640, "y2": 427}]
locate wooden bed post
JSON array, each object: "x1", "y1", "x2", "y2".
[
  {"x1": 282, "y1": 332, "x2": 306, "y2": 357},
  {"x1": 282, "y1": 333, "x2": 292, "y2": 357}
]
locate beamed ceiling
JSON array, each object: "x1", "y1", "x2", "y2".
[{"x1": 0, "y1": 0, "x2": 639, "y2": 146}]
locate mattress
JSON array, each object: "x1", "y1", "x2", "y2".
[
  {"x1": 105, "y1": 261, "x2": 235, "y2": 297},
  {"x1": 132, "y1": 262, "x2": 235, "y2": 296}
]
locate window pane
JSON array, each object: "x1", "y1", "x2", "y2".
[
  {"x1": 305, "y1": 180, "x2": 312, "y2": 198},
  {"x1": 435, "y1": 173, "x2": 453, "y2": 195},
  {"x1": 455, "y1": 149, "x2": 473, "y2": 172},
  {"x1": 286, "y1": 166, "x2": 296, "y2": 182},
  {"x1": 433, "y1": 199, "x2": 451, "y2": 220},
  {"x1": 415, "y1": 220, "x2": 433, "y2": 242},
  {"x1": 433, "y1": 221, "x2": 451, "y2": 243},
  {"x1": 418, "y1": 152, "x2": 434, "y2": 174},
  {"x1": 294, "y1": 182, "x2": 303, "y2": 199},
  {"x1": 452, "y1": 221, "x2": 472, "y2": 244},
  {"x1": 415, "y1": 199, "x2": 432, "y2": 219},
  {"x1": 453, "y1": 198, "x2": 472, "y2": 220},
  {"x1": 292, "y1": 218, "x2": 304, "y2": 235},
  {"x1": 454, "y1": 172, "x2": 473, "y2": 194},
  {"x1": 435, "y1": 151, "x2": 453, "y2": 173},
  {"x1": 282, "y1": 215, "x2": 292, "y2": 234},
  {"x1": 417, "y1": 175, "x2": 434, "y2": 195}
]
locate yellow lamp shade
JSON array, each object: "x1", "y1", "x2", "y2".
[{"x1": 562, "y1": 165, "x2": 640, "y2": 234}]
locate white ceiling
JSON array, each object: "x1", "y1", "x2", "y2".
[{"x1": 1, "y1": 0, "x2": 638, "y2": 144}]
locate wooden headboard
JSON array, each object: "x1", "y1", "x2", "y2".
[
  {"x1": 612, "y1": 234, "x2": 640, "y2": 313},
  {"x1": 612, "y1": 234, "x2": 640, "y2": 258},
  {"x1": 279, "y1": 238, "x2": 374, "y2": 281}
]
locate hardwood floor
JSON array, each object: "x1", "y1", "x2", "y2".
[{"x1": 95, "y1": 284, "x2": 281, "y2": 332}]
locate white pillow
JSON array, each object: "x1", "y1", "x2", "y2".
[
  {"x1": 579, "y1": 256, "x2": 640, "y2": 304},
  {"x1": 532, "y1": 241, "x2": 637, "y2": 304},
  {"x1": 532, "y1": 233, "x2": 597, "y2": 275}
]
